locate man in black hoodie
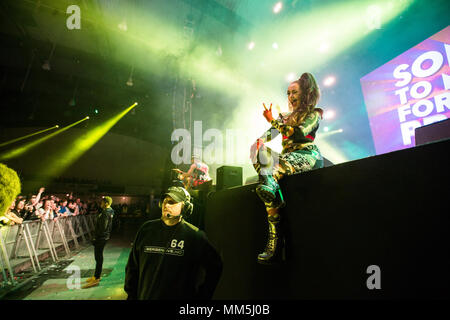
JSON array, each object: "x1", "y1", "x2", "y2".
[
  {"x1": 82, "y1": 196, "x2": 114, "y2": 288},
  {"x1": 124, "y1": 186, "x2": 222, "y2": 300}
]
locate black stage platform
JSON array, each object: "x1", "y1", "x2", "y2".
[{"x1": 204, "y1": 138, "x2": 450, "y2": 299}]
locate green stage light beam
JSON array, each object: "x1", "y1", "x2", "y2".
[
  {"x1": 221, "y1": 0, "x2": 412, "y2": 170},
  {"x1": 41, "y1": 103, "x2": 138, "y2": 179},
  {"x1": 315, "y1": 139, "x2": 348, "y2": 165},
  {"x1": 0, "y1": 117, "x2": 89, "y2": 161},
  {"x1": 316, "y1": 129, "x2": 344, "y2": 139},
  {"x1": 0, "y1": 125, "x2": 59, "y2": 148}
]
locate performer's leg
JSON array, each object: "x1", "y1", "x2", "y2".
[
  {"x1": 257, "y1": 165, "x2": 285, "y2": 264},
  {"x1": 253, "y1": 146, "x2": 281, "y2": 203},
  {"x1": 257, "y1": 150, "x2": 320, "y2": 264},
  {"x1": 257, "y1": 204, "x2": 284, "y2": 264}
]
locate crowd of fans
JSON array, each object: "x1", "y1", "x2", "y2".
[
  {"x1": 0, "y1": 161, "x2": 155, "y2": 228},
  {"x1": 2, "y1": 187, "x2": 101, "y2": 226}
]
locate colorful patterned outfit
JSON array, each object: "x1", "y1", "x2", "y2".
[
  {"x1": 252, "y1": 108, "x2": 324, "y2": 209},
  {"x1": 189, "y1": 162, "x2": 211, "y2": 189}
]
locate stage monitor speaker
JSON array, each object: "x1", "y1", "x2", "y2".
[
  {"x1": 216, "y1": 166, "x2": 242, "y2": 191},
  {"x1": 415, "y1": 118, "x2": 450, "y2": 146}
]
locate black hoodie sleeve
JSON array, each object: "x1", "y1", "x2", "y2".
[
  {"x1": 124, "y1": 232, "x2": 140, "y2": 300},
  {"x1": 196, "y1": 232, "x2": 223, "y2": 299}
]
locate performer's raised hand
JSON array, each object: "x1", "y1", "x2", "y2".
[{"x1": 262, "y1": 103, "x2": 273, "y2": 123}]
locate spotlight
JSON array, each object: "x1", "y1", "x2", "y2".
[
  {"x1": 118, "y1": 20, "x2": 128, "y2": 31},
  {"x1": 216, "y1": 45, "x2": 223, "y2": 56},
  {"x1": 126, "y1": 77, "x2": 133, "y2": 87},
  {"x1": 324, "y1": 127, "x2": 329, "y2": 132},
  {"x1": 318, "y1": 42, "x2": 330, "y2": 53},
  {"x1": 248, "y1": 41, "x2": 255, "y2": 50},
  {"x1": 272, "y1": 42, "x2": 279, "y2": 50},
  {"x1": 273, "y1": 2, "x2": 283, "y2": 14},
  {"x1": 86, "y1": 116, "x2": 90, "y2": 120},
  {"x1": 286, "y1": 72, "x2": 297, "y2": 82},
  {"x1": 366, "y1": 5, "x2": 382, "y2": 30},
  {"x1": 55, "y1": 125, "x2": 59, "y2": 128},
  {"x1": 94, "y1": 109, "x2": 99, "y2": 114},
  {"x1": 323, "y1": 76, "x2": 336, "y2": 87},
  {"x1": 323, "y1": 110, "x2": 336, "y2": 120},
  {"x1": 127, "y1": 66, "x2": 134, "y2": 86}
]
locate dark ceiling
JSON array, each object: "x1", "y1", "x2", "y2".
[
  {"x1": 1, "y1": 0, "x2": 449, "y2": 162},
  {"x1": 0, "y1": 0, "x2": 250, "y2": 150}
]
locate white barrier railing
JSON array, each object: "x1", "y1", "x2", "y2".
[{"x1": 0, "y1": 214, "x2": 96, "y2": 287}]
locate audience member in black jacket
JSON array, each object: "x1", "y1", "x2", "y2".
[
  {"x1": 124, "y1": 186, "x2": 222, "y2": 300},
  {"x1": 82, "y1": 196, "x2": 114, "y2": 289}
]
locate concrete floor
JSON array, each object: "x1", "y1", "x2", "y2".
[
  {"x1": 3, "y1": 238, "x2": 130, "y2": 300},
  {"x1": 27, "y1": 240, "x2": 130, "y2": 300},
  {"x1": 1, "y1": 220, "x2": 144, "y2": 300}
]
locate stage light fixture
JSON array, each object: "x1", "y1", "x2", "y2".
[
  {"x1": 118, "y1": 19, "x2": 128, "y2": 31},
  {"x1": 318, "y1": 42, "x2": 330, "y2": 53},
  {"x1": 323, "y1": 76, "x2": 336, "y2": 87},
  {"x1": 126, "y1": 77, "x2": 133, "y2": 86},
  {"x1": 42, "y1": 43, "x2": 56, "y2": 71},
  {"x1": 273, "y1": 2, "x2": 283, "y2": 14},
  {"x1": 366, "y1": 5, "x2": 382, "y2": 30},
  {"x1": 323, "y1": 110, "x2": 336, "y2": 120},
  {"x1": 248, "y1": 42, "x2": 255, "y2": 50},
  {"x1": 127, "y1": 65, "x2": 134, "y2": 86},
  {"x1": 286, "y1": 72, "x2": 297, "y2": 82}
]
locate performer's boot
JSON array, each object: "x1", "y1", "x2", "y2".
[
  {"x1": 256, "y1": 173, "x2": 280, "y2": 204},
  {"x1": 257, "y1": 213, "x2": 285, "y2": 265}
]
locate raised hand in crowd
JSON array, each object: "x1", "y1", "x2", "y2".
[{"x1": 32, "y1": 187, "x2": 45, "y2": 206}]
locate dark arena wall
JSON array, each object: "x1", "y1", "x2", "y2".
[
  {"x1": 0, "y1": 127, "x2": 168, "y2": 194},
  {"x1": 204, "y1": 139, "x2": 450, "y2": 299}
]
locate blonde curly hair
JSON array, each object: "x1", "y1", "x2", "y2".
[{"x1": 0, "y1": 163, "x2": 21, "y2": 217}]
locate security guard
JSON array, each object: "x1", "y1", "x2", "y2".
[
  {"x1": 124, "y1": 186, "x2": 222, "y2": 300},
  {"x1": 83, "y1": 196, "x2": 114, "y2": 288}
]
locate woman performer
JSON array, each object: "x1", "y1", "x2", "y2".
[{"x1": 250, "y1": 72, "x2": 324, "y2": 264}]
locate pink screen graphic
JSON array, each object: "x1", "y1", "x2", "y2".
[{"x1": 360, "y1": 26, "x2": 450, "y2": 155}]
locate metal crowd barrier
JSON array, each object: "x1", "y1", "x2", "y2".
[{"x1": 0, "y1": 214, "x2": 96, "y2": 287}]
